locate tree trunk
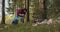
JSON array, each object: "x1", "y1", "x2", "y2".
[
  {"x1": 43, "y1": 0, "x2": 47, "y2": 19},
  {"x1": 1, "y1": 0, "x2": 5, "y2": 24},
  {"x1": 26, "y1": 0, "x2": 29, "y2": 22}
]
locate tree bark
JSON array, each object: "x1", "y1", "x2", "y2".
[
  {"x1": 1, "y1": 0, "x2": 5, "y2": 24},
  {"x1": 43, "y1": 0, "x2": 47, "y2": 19},
  {"x1": 26, "y1": 0, "x2": 30, "y2": 22}
]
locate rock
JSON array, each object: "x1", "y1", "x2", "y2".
[
  {"x1": 39, "y1": 19, "x2": 48, "y2": 24},
  {"x1": 32, "y1": 23, "x2": 38, "y2": 26},
  {"x1": 47, "y1": 19, "x2": 53, "y2": 25},
  {"x1": 36, "y1": 22, "x2": 40, "y2": 24}
]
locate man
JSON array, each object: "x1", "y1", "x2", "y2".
[
  {"x1": 16, "y1": 8, "x2": 27, "y2": 23},
  {"x1": 12, "y1": 7, "x2": 27, "y2": 24}
]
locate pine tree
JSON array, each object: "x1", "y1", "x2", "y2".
[{"x1": 1, "y1": 0, "x2": 5, "y2": 24}]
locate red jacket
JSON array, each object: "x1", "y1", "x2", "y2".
[
  {"x1": 17, "y1": 8, "x2": 22, "y2": 16},
  {"x1": 17, "y1": 8, "x2": 27, "y2": 16}
]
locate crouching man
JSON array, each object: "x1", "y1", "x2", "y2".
[{"x1": 12, "y1": 7, "x2": 27, "y2": 24}]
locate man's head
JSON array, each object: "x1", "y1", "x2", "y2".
[
  {"x1": 17, "y1": 6, "x2": 23, "y2": 9},
  {"x1": 17, "y1": 7, "x2": 21, "y2": 10}
]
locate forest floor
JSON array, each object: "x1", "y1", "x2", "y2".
[
  {"x1": 0, "y1": 14, "x2": 60, "y2": 32},
  {"x1": 0, "y1": 23, "x2": 60, "y2": 32}
]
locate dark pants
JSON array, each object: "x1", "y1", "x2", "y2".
[
  {"x1": 12, "y1": 21, "x2": 18, "y2": 24},
  {"x1": 12, "y1": 15, "x2": 24, "y2": 24},
  {"x1": 19, "y1": 16, "x2": 24, "y2": 23},
  {"x1": 12, "y1": 16, "x2": 19, "y2": 24}
]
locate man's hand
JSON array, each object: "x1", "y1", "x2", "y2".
[{"x1": 19, "y1": 14, "x2": 24, "y2": 16}]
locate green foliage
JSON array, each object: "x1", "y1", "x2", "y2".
[
  {"x1": 6, "y1": 0, "x2": 60, "y2": 20},
  {"x1": 45, "y1": 0, "x2": 60, "y2": 19},
  {"x1": 31, "y1": 0, "x2": 41, "y2": 19}
]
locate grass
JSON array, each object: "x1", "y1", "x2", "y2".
[
  {"x1": 0, "y1": 23, "x2": 60, "y2": 32},
  {"x1": 0, "y1": 14, "x2": 60, "y2": 32}
]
